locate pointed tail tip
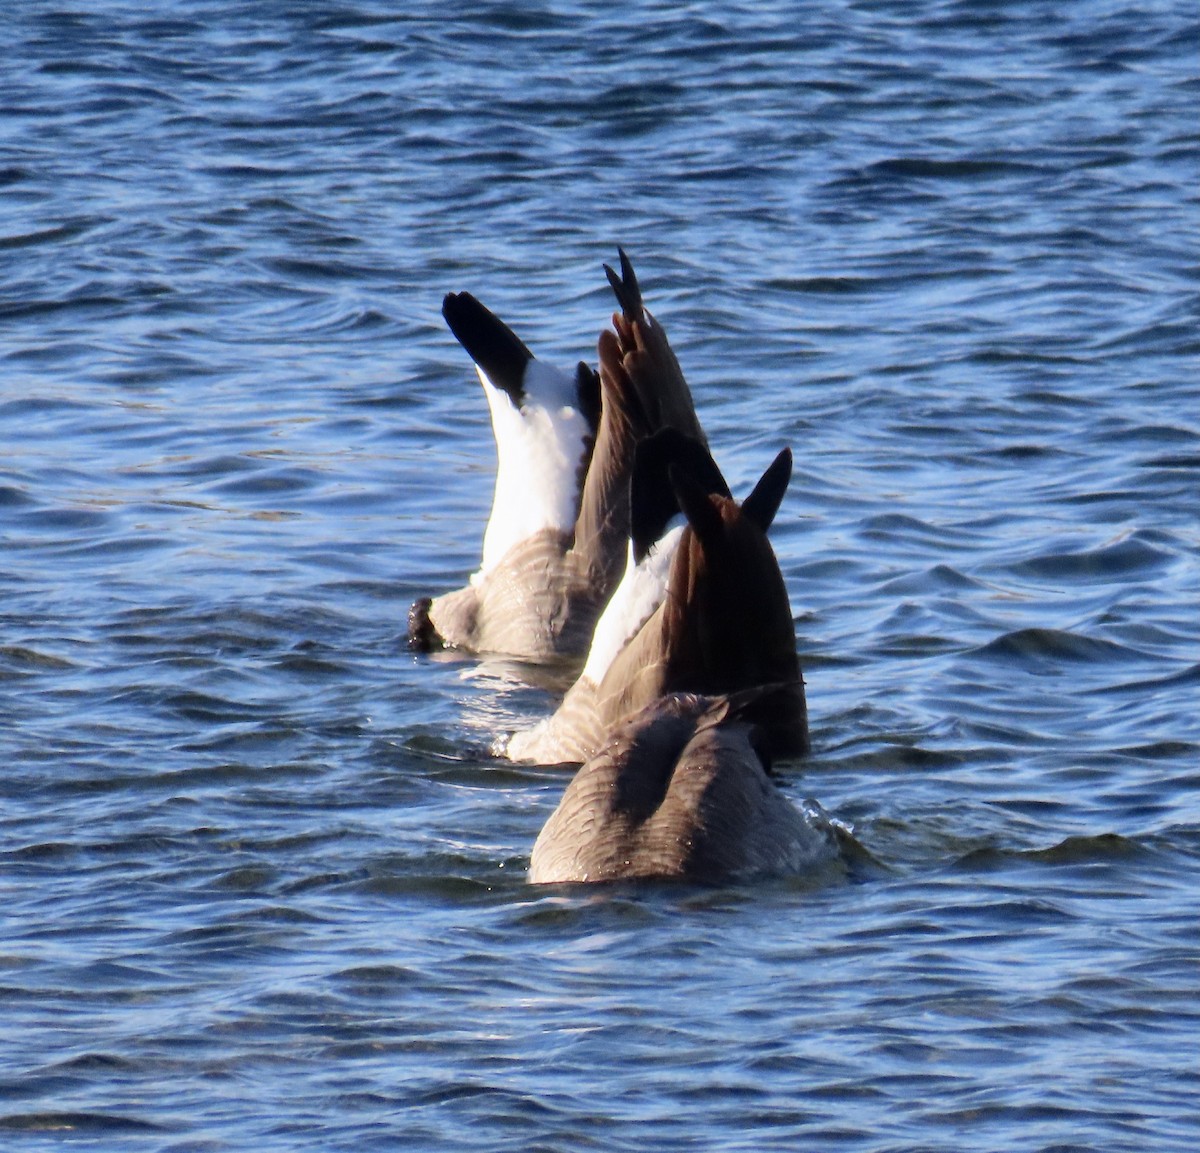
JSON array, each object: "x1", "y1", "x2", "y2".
[
  {"x1": 604, "y1": 246, "x2": 643, "y2": 319},
  {"x1": 440, "y1": 291, "x2": 532, "y2": 405},
  {"x1": 740, "y1": 446, "x2": 793, "y2": 534}
]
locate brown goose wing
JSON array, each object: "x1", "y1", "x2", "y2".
[
  {"x1": 571, "y1": 249, "x2": 707, "y2": 587},
  {"x1": 528, "y1": 694, "x2": 707, "y2": 882},
  {"x1": 529, "y1": 691, "x2": 829, "y2": 884},
  {"x1": 600, "y1": 249, "x2": 705, "y2": 445},
  {"x1": 569, "y1": 339, "x2": 650, "y2": 590}
]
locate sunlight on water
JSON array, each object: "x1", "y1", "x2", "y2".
[{"x1": 1, "y1": 1, "x2": 1198, "y2": 1150}]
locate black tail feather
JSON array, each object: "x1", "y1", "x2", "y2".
[
  {"x1": 604, "y1": 247, "x2": 644, "y2": 320},
  {"x1": 442, "y1": 292, "x2": 531, "y2": 406},
  {"x1": 631, "y1": 430, "x2": 729, "y2": 562},
  {"x1": 741, "y1": 447, "x2": 792, "y2": 534}
]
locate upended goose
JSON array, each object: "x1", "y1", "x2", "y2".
[
  {"x1": 503, "y1": 433, "x2": 809, "y2": 765},
  {"x1": 529, "y1": 688, "x2": 840, "y2": 884},
  {"x1": 408, "y1": 251, "x2": 704, "y2": 661}
]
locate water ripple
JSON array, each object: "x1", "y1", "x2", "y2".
[{"x1": 2, "y1": 1, "x2": 1198, "y2": 1150}]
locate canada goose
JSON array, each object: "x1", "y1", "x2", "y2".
[
  {"x1": 409, "y1": 251, "x2": 704, "y2": 661},
  {"x1": 528, "y1": 689, "x2": 838, "y2": 884},
  {"x1": 504, "y1": 437, "x2": 809, "y2": 764}
]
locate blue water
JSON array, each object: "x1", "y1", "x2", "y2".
[{"x1": 2, "y1": 2, "x2": 1199, "y2": 1149}]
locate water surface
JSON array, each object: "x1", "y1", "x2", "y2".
[{"x1": 2, "y1": 2, "x2": 1199, "y2": 1150}]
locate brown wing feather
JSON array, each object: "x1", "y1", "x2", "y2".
[
  {"x1": 570, "y1": 342, "x2": 651, "y2": 589},
  {"x1": 529, "y1": 691, "x2": 832, "y2": 884},
  {"x1": 602, "y1": 314, "x2": 705, "y2": 447}
]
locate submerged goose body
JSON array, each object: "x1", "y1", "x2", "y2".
[
  {"x1": 505, "y1": 438, "x2": 808, "y2": 765},
  {"x1": 409, "y1": 251, "x2": 704, "y2": 661},
  {"x1": 528, "y1": 689, "x2": 839, "y2": 884},
  {"x1": 407, "y1": 291, "x2": 602, "y2": 658}
]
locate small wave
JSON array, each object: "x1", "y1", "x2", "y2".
[
  {"x1": 1104, "y1": 662, "x2": 1200, "y2": 694},
  {"x1": 953, "y1": 833, "x2": 1145, "y2": 872},
  {"x1": 867, "y1": 156, "x2": 1043, "y2": 182},
  {"x1": 211, "y1": 865, "x2": 278, "y2": 892},
  {"x1": 1113, "y1": 739, "x2": 1198, "y2": 761},
  {"x1": 0, "y1": 218, "x2": 98, "y2": 251},
  {"x1": 877, "y1": 564, "x2": 984, "y2": 595},
  {"x1": 967, "y1": 345, "x2": 1090, "y2": 367},
  {"x1": 983, "y1": 444, "x2": 1066, "y2": 462},
  {"x1": 1142, "y1": 452, "x2": 1200, "y2": 470},
  {"x1": 271, "y1": 650, "x2": 350, "y2": 677},
  {"x1": 210, "y1": 467, "x2": 321, "y2": 498},
  {"x1": 15, "y1": 505, "x2": 113, "y2": 533},
  {"x1": 0, "y1": 1111, "x2": 168, "y2": 1135},
  {"x1": 3, "y1": 840, "x2": 78, "y2": 862},
  {"x1": 763, "y1": 275, "x2": 876, "y2": 295},
  {"x1": 46, "y1": 1052, "x2": 139, "y2": 1073},
  {"x1": 1010, "y1": 535, "x2": 1174, "y2": 582},
  {"x1": 972, "y1": 627, "x2": 1141, "y2": 666},
  {"x1": 0, "y1": 293, "x2": 127, "y2": 322},
  {"x1": 351, "y1": 871, "x2": 515, "y2": 902},
  {"x1": 858, "y1": 513, "x2": 946, "y2": 543},
  {"x1": 1028, "y1": 832, "x2": 1147, "y2": 865},
  {"x1": 262, "y1": 255, "x2": 381, "y2": 284},
  {"x1": 332, "y1": 963, "x2": 421, "y2": 986},
  {"x1": 0, "y1": 645, "x2": 78, "y2": 672},
  {"x1": 310, "y1": 306, "x2": 393, "y2": 335}
]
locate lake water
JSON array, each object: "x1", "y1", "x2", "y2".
[{"x1": 2, "y1": 2, "x2": 1198, "y2": 1150}]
